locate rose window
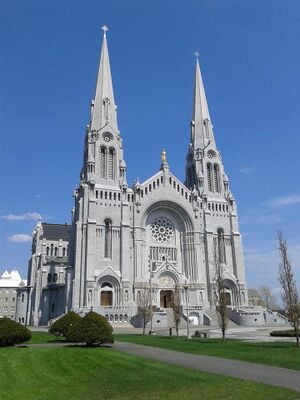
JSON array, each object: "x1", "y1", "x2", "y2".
[{"x1": 151, "y1": 217, "x2": 174, "y2": 243}]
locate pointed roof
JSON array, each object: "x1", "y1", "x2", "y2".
[
  {"x1": 0, "y1": 269, "x2": 26, "y2": 287},
  {"x1": 91, "y1": 26, "x2": 118, "y2": 132},
  {"x1": 192, "y1": 55, "x2": 215, "y2": 148}
]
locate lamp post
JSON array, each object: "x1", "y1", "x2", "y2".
[{"x1": 183, "y1": 280, "x2": 191, "y2": 339}]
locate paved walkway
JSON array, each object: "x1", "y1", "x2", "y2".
[{"x1": 113, "y1": 341, "x2": 300, "y2": 393}]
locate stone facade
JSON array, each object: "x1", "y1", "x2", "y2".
[{"x1": 27, "y1": 29, "x2": 249, "y2": 326}]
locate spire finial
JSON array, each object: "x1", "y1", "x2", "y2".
[
  {"x1": 161, "y1": 148, "x2": 167, "y2": 163},
  {"x1": 194, "y1": 51, "x2": 200, "y2": 63},
  {"x1": 101, "y1": 25, "x2": 109, "y2": 37}
]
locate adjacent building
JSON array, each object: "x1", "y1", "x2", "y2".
[{"x1": 0, "y1": 270, "x2": 27, "y2": 323}]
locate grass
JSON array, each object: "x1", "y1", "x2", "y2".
[
  {"x1": 115, "y1": 334, "x2": 300, "y2": 370},
  {"x1": 0, "y1": 346, "x2": 298, "y2": 400},
  {"x1": 28, "y1": 331, "x2": 65, "y2": 344}
]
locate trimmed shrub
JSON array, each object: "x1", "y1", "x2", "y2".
[
  {"x1": 49, "y1": 311, "x2": 81, "y2": 337},
  {"x1": 270, "y1": 330, "x2": 297, "y2": 337},
  {"x1": 66, "y1": 311, "x2": 114, "y2": 346},
  {"x1": 0, "y1": 317, "x2": 31, "y2": 347}
]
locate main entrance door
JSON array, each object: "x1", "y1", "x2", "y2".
[
  {"x1": 101, "y1": 291, "x2": 113, "y2": 306},
  {"x1": 225, "y1": 292, "x2": 231, "y2": 306},
  {"x1": 160, "y1": 290, "x2": 174, "y2": 308}
]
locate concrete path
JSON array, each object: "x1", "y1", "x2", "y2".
[{"x1": 113, "y1": 341, "x2": 300, "y2": 393}]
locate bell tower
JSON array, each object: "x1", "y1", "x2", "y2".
[{"x1": 82, "y1": 26, "x2": 127, "y2": 189}]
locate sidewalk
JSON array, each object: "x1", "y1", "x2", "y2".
[{"x1": 113, "y1": 341, "x2": 300, "y2": 393}]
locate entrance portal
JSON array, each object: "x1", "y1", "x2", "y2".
[
  {"x1": 160, "y1": 290, "x2": 174, "y2": 308},
  {"x1": 225, "y1": 292, "x2": 231, "y2": 306},
  {"x1": 101, "y1": 291, "x2": 112, "y2": 306}
]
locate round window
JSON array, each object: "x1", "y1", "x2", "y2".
[{"x1": 150, "y1": 217, "x2": 174, "y2": 243}]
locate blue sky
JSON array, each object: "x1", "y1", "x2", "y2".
[{"x1": 1, "y1": 0, "x2": 299, "y2": 297}]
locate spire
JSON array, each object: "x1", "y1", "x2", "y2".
[
  {"x1": 191, "y1": 53, "x2": 215, "y2": 148},
  {"x1": 91, "y1": 26, "x2": 118, "y2": 132}
]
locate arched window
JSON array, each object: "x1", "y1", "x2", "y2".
[
  {"x1": 108, "y1": 148, "x2": 115, "y2": 180},
  {"x1": 104, "y1": 219, "x2": 112, "y2": 258},
  {"x1": 47, "y1": 273, "x2": 52, "y2": 283},
  {"x1": 46, "y1": 247, "x2": 49, "y2": 256},
  {"x1": 50, "y1": 244, "x2": 54, "y2": 256},
  {"x1": 100, "y1": 146, "x2": 106, "y2": 179},
  {"x1": 63, "y1": 247, "x2": 66, "y2": 256},
  {"x1": 217, "y1": 228, "x2": 226, "y2": 264},
  {"x1": 207, "y1": 163, "x2": 213, "y2": 191},
  {"x1": 214, "y1": 164, "x2": 220, "y2": 193},
  {"x1": 53, "y1": 273, "x2": 58, "y2": 283},
  {"x1": 54, "y1": 247, "x2": 58, "y2": 256}
]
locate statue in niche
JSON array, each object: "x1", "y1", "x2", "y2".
[
  {"x1": 88, "y1": 290, "x2": 93, "y2": 303},
  {"x1": 124, "y1": 290, "x2": 129, "y2": 302},
  {"x1": 161, "y1": 148, "x2": 167, "y2": 162}
]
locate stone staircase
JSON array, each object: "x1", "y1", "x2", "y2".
[{"x1": 204, "y1": 308, "x2": 239, "y2": 328}]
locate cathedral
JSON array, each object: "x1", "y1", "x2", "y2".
[{"x1": 26, "y1": 28, "x2": 249, "y2": 327}]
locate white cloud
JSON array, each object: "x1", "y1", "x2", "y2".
[
  {"x1": 239, "y1": 167, "x2": 254, "y2": 175},
  {"x1": 266, "y1": 194, "x2": 300, "y2": 209},
  {"x1": 1, "y1": 212, "x2": 42, "y2": 221},
  {"x1": 9, "y1": 234, "x2": 32, "y2": 243}
]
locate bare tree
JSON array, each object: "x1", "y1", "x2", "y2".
[
  {"x1": 258, "y1": 285, "x2": 278, "y2": 310},
  {"x1": 277, "y1": 231, "x2": 300, "y2": 347},
  {"x1": 213, "y1": 247, "x2": 229, "y2": 341},
  {"x1": 171, "y1": 286, "x2": 182, "y2": 337},
  {"x1": 247, "y1": 288, "x2": 261, "y2": 306},
  {"x1": 248, "y1": 286, "x2": 278, "y2": 309},
  {"x1": 137, "y1": 288, "x2": 153, "y2": 335}
]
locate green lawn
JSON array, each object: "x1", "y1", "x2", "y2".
[
  {"x1": 0, "y1": 346, "x2": 298, "y2": 400},
  {"x1": 28, "y1": 331, "x2": 65, "y2": 344},
  {"x1": 115, "y1": 334, "x2": 300, "y2": 370}
]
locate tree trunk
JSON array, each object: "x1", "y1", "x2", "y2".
[
  {"x1": 142, "y1": 318, "x2": 146, "y2": 335},
  {"x1": 294, "y1": 323, "x2": 299, "y2": 347}
]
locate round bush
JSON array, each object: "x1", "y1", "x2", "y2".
[
  {"x1": 49, "y1": 311, "x2": 81, "y2": 337},
  {"x1": 0, "y1": 317, "x2": 31, "y2": 347},
  {"x1": 66, "y1": 311, "x2": 114, "y2": 346}
]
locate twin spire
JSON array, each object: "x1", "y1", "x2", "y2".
[
  {"x1": 90, "y1": 27, "x2": 214, "y2": 152},
  {"x1": 91, "y1": 26, "x2": 118, "y2": 132},
  {"x1": 192, "y1": 53, "x2": 215, "y2": 149}
]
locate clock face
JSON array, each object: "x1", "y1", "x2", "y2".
[
  {"x1": 207, "y1": 150, "x2": 216, "y2": 159},
  {"x1": 151, "y1": 217, "x2": 174, "y2": 243},
  {"x1": 102, "y1": 132, "x2": 114, "y2": 142}
]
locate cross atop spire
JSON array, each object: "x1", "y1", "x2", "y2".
[
  {"x1": 101, "y1": 25, "x2": 109, "y2": 37},
  {"x1": 91, "y1": 26, "x2": 118, "y2": 132}
]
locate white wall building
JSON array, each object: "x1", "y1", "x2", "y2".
[
  {"x1": 27, "y1": 29, "x2": 251, "y2": 327},
  {"x1": 0, "y1": 270, "x2": 27, "y2": 323}
]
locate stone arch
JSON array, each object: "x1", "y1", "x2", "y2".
[
  {"x1": 223, "y1": 278, "x2": 239, "y2": 306},
  {"x1": 97, "y1": 275, "x2": 120, "y2": 307},
  {"x1": 143, "y1": 200, "x2": 194, "y2": 232},
  {"x1": 158, "y1": 270, "x2": 178, "y2": 286},
  {"x1": 143, "y1": 200, "x2": 195, "y2": 281}
]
